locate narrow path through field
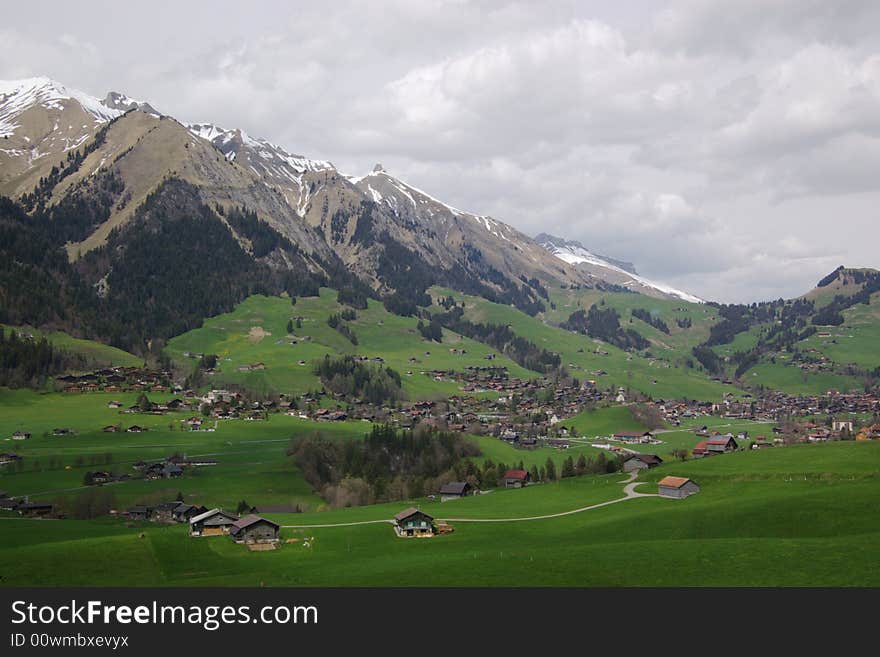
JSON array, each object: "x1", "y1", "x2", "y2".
[{"x1": 281, "y1": 472, "x2": 656, "y2": 529}]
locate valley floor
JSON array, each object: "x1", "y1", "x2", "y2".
[{"x1": 1, "y1": 442, "x2": 878, "y2": 587}]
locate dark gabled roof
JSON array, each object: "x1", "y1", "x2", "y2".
[
  {"x1": 394, "y1": 507, "x2": 433, "y2": 522},
  {"x1": 154, "y1": 501, "x2": 183, "y2": 511},
  {"x1": 229, "y1": 514, "x2": 279, "y2": 533},
  {"x1": 438, "y1": 481, "x2": 470, "y2": 495},
  {"x1": 628, "y1": 453, "x2": 663, "y2": 465}
]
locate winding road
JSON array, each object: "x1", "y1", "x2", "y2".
[{"x1": 281, "y1": 471, "x2": 656, "y2": 529}]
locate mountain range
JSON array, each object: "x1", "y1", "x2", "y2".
[{"x1": 0, "y1": 75, "x2": 724, "y2": 355}]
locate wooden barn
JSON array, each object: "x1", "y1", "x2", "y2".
[
  {"x1": 657, "y1": 476, "x2": 700, "y2": 499},
  {"x1": 438, "y1": 481, "x2": 474, "y2": 501},
  {"x1": 229, "y1": 515, "x2": 280, "y2": 544},
  {"x1": 623, "y1": 454, "x2": 663, "y2": 472},
  {"x1": 189, "y1": 508, "x2": 239, "y2": 537}
]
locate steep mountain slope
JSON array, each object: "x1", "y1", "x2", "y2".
[
  {"x1": 351, "y1": 165, "x2": 586, "y2": 289},
  {"x1": 536, "y1": 233, "x2": 703, "y2": 303},
  {"x1": 1, "y1": 75, "x2": 712, "y2": 343}
]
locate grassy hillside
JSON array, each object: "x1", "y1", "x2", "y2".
[
  {"x1": 1, "y1": 324, "x2": 142, "y2": 369},
  {"x1": 166, "y1": 291, "x2": 536, "y2": 399},
  {"x1": 430, "y1": 286, "x2": 737, "y2": 400},
  {"x1": 2, "y1": 441, "x2": 877, "y2": 586}
]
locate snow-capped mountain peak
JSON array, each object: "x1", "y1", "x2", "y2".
[
  {"x1": 537, "y1": 233, "x2": 704, "y2": 303},
  {"x1": 0, "y1": 76, "x2": 123, "y2": 137},
  {"x1": 101, "y1": 91, "x2": 160, "y2": 116},
  {"x1": 186, "y1": 122, "x2": 333, "y2": 177}
]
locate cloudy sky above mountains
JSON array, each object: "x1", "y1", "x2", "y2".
[{"x1": 3, "y1": 0, "x2": 879, "y2": 302}]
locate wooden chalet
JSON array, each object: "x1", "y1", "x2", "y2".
[{"x1": 394, "y1": 508, "x2": 435, "y2": 538}]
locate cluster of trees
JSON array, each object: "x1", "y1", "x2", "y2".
[
  {"x1": 219, "y1": 205, "x2": 295, "y2": 258},
  {"x1": 38, "y1": 169, "x2": 127, "y2": 245},
  {"x1": 416, "y1": 318, "x2": 443, "y2": 342},
  {"x1": 561, "y1": 305, "x2": 650, "y2": 351},
  {"x1": 327, "y1": 310, "x2": 358, "y2": 344},
  {"x1": 337, "y1": 286, "x2": 369, "y2": 309},
  {"x1": 628, "y1": 403, "x2": 666, "y2": 430},
  {"x1": 0, "y1": 329, "x2": 86, "y2": 388},
  {"x1": 631, "y1": 308, "x2": 670, "y2": 334},
  {"x1": 312, "y1": 355, "x2": 402, "y2": 404},
  {"x1": 374, "y1": 234, "x2": 546, "y2": 320},
  {"x1": 691, "y1": 345, "x2": 723, "y2": 376},
  {"x1": 54, "y1": 487, "x2": 117, "y2": 520},
  {"x1": 287, "y1": 426, "x2": 481, "y2": 507},
  {"x1": 433, "y1": 306, "x2": 561, "y2": 373},
  {"x1": 676, "y1": 317, "x2": 692, "y2": 329}
]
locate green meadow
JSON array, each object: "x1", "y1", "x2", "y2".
[
  {"x1": 1, "y1": 442, "x2": 877, "y2": 586},
  {"x1": 1, "y1": 324, "x2": 143, "y2": 370},
  {"x1": 429, "y1": 286, "x2": 738, "y2": 400},
  {"x1": 165, "y1": 290, "x2": 534, "y2": 399}
]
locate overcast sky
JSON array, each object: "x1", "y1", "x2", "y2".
[{"x1": 3, "y1": 0, "x2": 879, "y2": 302}]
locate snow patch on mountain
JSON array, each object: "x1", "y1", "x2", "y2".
[
  {"x1": 538, "y1": 234, "x2": 704, "y2": 303},
  {"x1": 186, "y1": 122, "x2": 333, "y2": 177},
  {"x1": 0, "y1": 77, "x2": 123, "y2": 137}
]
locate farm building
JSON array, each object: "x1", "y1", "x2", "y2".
[
  {"x1": 18, "y1": 502, "x2": 54, "y2": 517},
  {"x1": 172, "y1": 504, "x2": 208, "y2": 523},
  {"x1": 394, "y1": 508, "x2": 435, "y2": 537},
  {"x1": 229, "y1": 515, "x2": 280, "y2": 543},
  {"x1": 189, "y1": 508, "x2": 239, "y2": 537},
  {"x1": 623, "y1": 454, "x2": 664, "y2": 471},
  {"x1": 438, "y1": 481, "x2": 474, "y2": 501},
  {"x1": 11, "y1": 431, "x2": 30, "y2": 440},
  {"x1": 613, "y1": 431, "x2": 655, "y2": 443},
  {"x1": 125, "y1": 506, "x2": 151, "y2": 521},
  {"x1": 706, "y1": 434, "x2": 738, "y2": 453},
  {"x1": 503, "y1": 469, "x2": 531, "y2": 488},
  {"x1": 657, "y1": 476, "x2": 700, "y2": 499}
]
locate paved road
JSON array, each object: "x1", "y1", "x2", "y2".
[{"x1": 281, "y1": 471, "x2": 656, "y2": 529}]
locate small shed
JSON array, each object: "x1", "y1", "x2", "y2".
[
  {"x1": 229, "y1": 515, "x2": 280, "y2": 543},
  {"x1": 657, "y1": 476, "x2": 700, "y2": 499},
  {"x1": 394, "y1": 507, "x2": 435, "y2": 537}
]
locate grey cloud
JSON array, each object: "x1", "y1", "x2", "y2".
[{"x1": 1, "y1": 0, "x2": 878, "y2": 302}]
